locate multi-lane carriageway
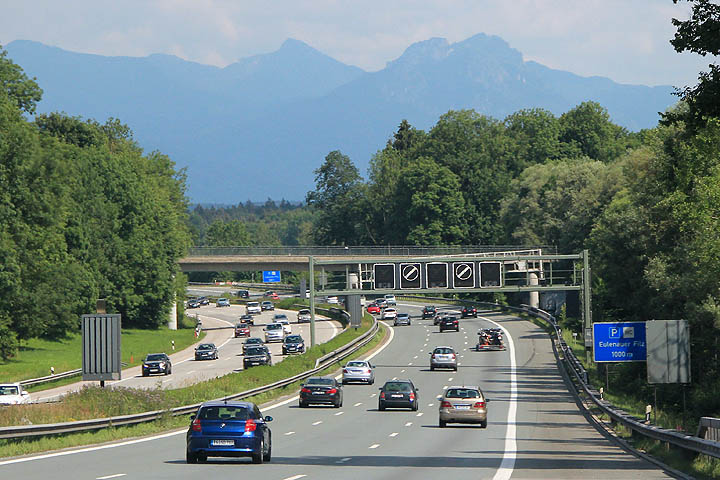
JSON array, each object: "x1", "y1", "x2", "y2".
[{"x1": 1, "y1": 303, "x2": 675, "y2": 479}]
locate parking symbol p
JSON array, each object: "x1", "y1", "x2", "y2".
[{"x1": 609, "y1": 327, "x2": 620, "y2": 338}]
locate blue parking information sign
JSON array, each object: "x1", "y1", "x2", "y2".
[
  {"x1": 593, "y1": 322, "x2": 647, "y2": 362},
  {"x1": 262, "y1": 270, "x2": 281, "y2": 283}
]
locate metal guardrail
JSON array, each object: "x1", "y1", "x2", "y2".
[
  {"x1": 19, "y1": 369, "x2": 83, "y2": 388},
  {"x1": 0, "y1": 315, "x2": 379, "y2": 441},
  {"x1": 397, "y1": 294, "x2": 720, "y2": 459}
]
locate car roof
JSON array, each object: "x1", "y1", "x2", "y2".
[
  {"x1": 433, "y1": 345, "x2": 454, "y2": 350},
  {"x1": 445, "y1": 385, "x2": 480, "y2": 391},
  {"x1": 200, "y1": 400, "x2": 255, "y2": 408},
  {"x1": 383, "y1": 379, "x2": 413, "y2": 384}
]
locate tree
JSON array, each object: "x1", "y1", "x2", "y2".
[
  {"x1": 0, "y1": 45, "x2": 43, "y2": 114},
  {"x1": 504, "y1": 108, "x2": 561, "y2": 167},
  {"x1": 664, "y1": 0, "x2": 720, "y2": 129},
  {"x1": 205, "y1": 220, "x2": 251, "y2": 246},
  {"x1": 558, "y1": 101, "x2": 628, "y2": 162},
  {"x1": 306, "y1": 151, "x2": 364, "y2": 245}
]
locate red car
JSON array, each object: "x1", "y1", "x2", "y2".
[
  {"x1": 234, "y1": 323, "x2": 251, "y2": 337},
  {"x1": 264, "y1": 291, "x2": 280, "y2": 299},
  {"x1": 367, "y1": 304, "x2": 382, "y2": 314}
]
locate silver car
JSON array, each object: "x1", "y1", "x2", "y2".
[
  {"x1": 342, "y1": 360, "x2": 375, "y2": 385},
  {"x1": 264, "y1": 322, "x2": 285, "y2": 342},
  {"x1": 429, "y1": 346, "x2": 458, "y2": 371},
  {"x1": 439, "y1": 386, "x2": 489, "y2": 428}
]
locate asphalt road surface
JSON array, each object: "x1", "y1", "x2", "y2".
[
  {"x1": 2, "y1": 303, "x2": 674, "y2": 479},
  {"x1": 34, "y1": 303, "x2": 340, "y2": 402}
]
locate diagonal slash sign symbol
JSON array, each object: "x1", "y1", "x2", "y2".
[
  {"x1": 402, "y1": 264, "x2": 419, "y2": 282},
  {"x1": 455, "y1": 263, "x2": 473, "y2": 281}
]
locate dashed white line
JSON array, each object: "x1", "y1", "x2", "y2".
[
  {"x1": 448, "y1": 377, "x2": 454, "y2": 381},
  {"x1": 428, "y1": 403, "x2": 434, "y2": 407},
  {"x1": 186, "y1": 370, "x2": 195, "y2": 374},
  {"x1": 369, "y1": 444, "x2": 380, "y2": 449},
  {"x1": 354, "y1": 402, "x2": 363, "y2": 407},
  {"x1": 370, "y1": 393, "x2": 377, "y2": 397},
  {"x1": 400, "y1": 369, "x2": 405, "y2": 373},
  {"x1": 408, "y1": 362, "x2": 413, "y2": 366},
  {"x1": 283, "y1": 476, "x2": 307, "y2": 480},
  {"x1": 423, "y1": 343, "x2": 427, "y2": 347},
  {"x1": 416, "y1": 412, "x2": 424, "y2": 417},
  {"x1": 97, "y1": 475, "x2": 126, "y2": 480},
  {"x1": 312, "y1": 421, "x2": 323, "y2": 426},
  {"x1": 389, "y1": 432, "x2": 399, "y2": 437},
  {"x1": 405, "y1": 422, "x2": 412, "y2": 427},
  {"x1": 284, "y1": 431, "x2": 295, "y2": 436},
  {"x1": 443, "y1": 385, "x2": 448, "y2": 389},
  {"x1": 336, "y1": 457, "x2": 352, "y2": 464},
  {"x1": 334, "y1": 411, "x2": 344, "y2": 416},
  {"x1": 413, "y1": 355, "x2": 418, "y2": 359}
]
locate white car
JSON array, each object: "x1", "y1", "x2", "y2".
[
  {"x1": 264, "y1": 322, "x2": 285, "y2": 342},
  {"x1": 326, "y1": 296, "x2": 340, "y2": 304},
  {"x1": 246, "y1": 301, "x2": 261, "y2": 315},
  {"x1": 384, "y1": 294, "x2": 397, "y2": 306},
  {"x1": 0, "y1": 383, "x2": 30, "y2": 405},
  {"x1": 382, "y1": 308, "x2": 398, "y2": 320},
  {"x1": 273, "y1": 314, "x2": 292, "y2": 335},
  {"x1": 297, "y1": 309, "x2": 311, "y2": 323}
]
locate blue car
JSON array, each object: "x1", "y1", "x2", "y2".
[{"x1": 186, "y1": 401, "x2": 273, "y2": 464}]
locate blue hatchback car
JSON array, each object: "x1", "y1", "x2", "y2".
[{"x1": 186, "y1": 401, "x2": 273, "y2": 464}]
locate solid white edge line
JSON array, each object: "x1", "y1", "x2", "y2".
[
  {"x1": 482, "y1": 315, "x2": 517, "y2": 480},
  {"x1": 3, "y1": 316, "x2": 397, "y2": 467}
]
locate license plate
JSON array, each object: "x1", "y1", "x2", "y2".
[
  {"x1": 211, "y1": 439, "x2": 234, "y2": 446},
  {"x1": 455, "y1": 405, "x2": 471, "y2": 410},
  {"x1": 313, "y1": 391, "x2": 325, "y2": 395},
  {"x1": 391, "y1": 394, "x2": 404, "y2": 398}
]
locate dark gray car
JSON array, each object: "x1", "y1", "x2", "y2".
[{"x1": 195, "y1": 343, "x2": 219, "y2": 361}]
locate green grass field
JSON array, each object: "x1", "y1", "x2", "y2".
[{"x1": 0, "y1": 325, "x2": 202, "y2": 385}]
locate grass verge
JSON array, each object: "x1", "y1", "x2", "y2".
[{"x1": 0, "y1": 319, "x2": 386, "y2": 459}]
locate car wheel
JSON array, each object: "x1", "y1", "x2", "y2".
[
  {"x1": 299, "y1": 401, "x2": 306, "y2": 408},
  {"x1": 186, "y1": 450, "x2": 198, "y2": 464},
  {"x1": 412, "y1": 401, "x2": 418, "y2": 411},
  {"x1": 335, "y1": 400, "x2": 341, "y2": 408},
  {"x1": 142, "y1": 372, "x2": 148, "y2": 377},
  {"x1": 197, "y1": 454, "x2": 207, "y2": 463},
  {"x1": 439, "y1": 420, "x2": 447, "y2": 428},
  {"x1": 378, "y1": 402, "x2": 385, "y2": 411},
  {"x1": 252, "y1": 440, "x2": 264, "y2": 464},
  {"x1": 453, "y1": 366, "x2": 458, "y2": 371},
  {"x1": 430, "y1": 365, "x2": 435, "y2": 371},
  {"x1": 263, "y1": 439, "x2": 272, "y2": 462},
  {"x1": 481, "y1": 420, "x2": 488, "y2": 428},
  {"x1": 342, "y1": 380, "x2": 347, "y2": 385},
  {"x1": 369, "y1": 378, "x2": 374, "y2": 385}
]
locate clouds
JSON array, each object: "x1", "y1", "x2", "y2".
[{"x1": 0, "y1": 0, "x2": 713, "y2": 87}]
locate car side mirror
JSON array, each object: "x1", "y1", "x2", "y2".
[
  {"x1": 22, "y1": 391, "x2": 29, "y2": 396},
  {"x1": 378, "y1": 387, "x2": 382, "y2": 390},
  {"x1": 485, "y1": 399, "x2": 490, "y2": 403},
  {"x1": 264, "y1": 415, "x2": 273, "y2": 422},
  {"x1": 190, "y1": 414, "x2": 196, "y2": 420}
]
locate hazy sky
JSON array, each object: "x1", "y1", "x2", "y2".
[{"x1": 1, "y1": 1, "x2": 715, "y2": 88}]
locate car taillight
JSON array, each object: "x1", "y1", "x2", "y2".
[
  {"x1": 474, "y1": 402, "x2": 486, "y2": 408},
  {"x1": 364, "y1": 369, "x2": 371, "y2": 374},
  {"x1": 409, "y1": 392, "x2": 415, "y2": 401},
  {"x1": 245, "y1": 419, "x2": 257, "y2": 432},
  {"x1": 192, "y1": 418, "x2": 202, "y2": 431},
  {"x1": 451, "y1": 354, "x2": 456, "y2": 359},
  {"x1": 327, "y1": 388, "x2": 337, "y2": 394},
  {"x1": 343, "y1": 369, "x2": 348, "y2": 373},
  {"x1": 301, "y1": 387, "x2": 311, "y2": 393},
  {"x1": 440, "y1": 401, "x2": 452, "y2": 408},
  {"x1": 380, "y1": 392, "x2": 385, "y2": 399}
]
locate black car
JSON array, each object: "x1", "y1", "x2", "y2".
[
  {"x1": 439, "y1": 316, "x2": 460, "y2": 332},
  {"x1": 236, "y1": 289, "x2": 250, "y2": 298},
  {"x1": 261, "y1": 301, "x2": 275, "y2": 311},
  {"x1": 198, "y1": 296, "x2": 210, "y2": 306},
  {"x1": 299, "y1": 377, "x2": 343, "y2": 408},
  {"x1": 239, "y1": 313, "x2": 254, "y2": 326},
  {"x1": 195, "y1": 343, "x2": 219, "y2": 360},
  {"x1": 282, "y1": 334, "x2": 305, "y2": 355},
  {"x1": 142, "y1": 353, "x2": 172, "y2": 376},
  {"x1": 422, "y1": 306, "x2": 436, "y2": 319},
  {"x1": 187, "y1": 299, "x2": 200, "y2": 309},
  {"x1": 462, "y1": 305, "x2": 478, "y2": 318},
  {"x1": 378, "y1": 379, "x2": 418, "y2": 411},
  {"x1": 242, "y1": 337, "x2": 265, "y2": 355},
  {"x1": 186, "y1": 400, "x2": 272, "y2": 464},
  {"x1": 243, "y1": 346, "x2": 272, "y2": 368}
]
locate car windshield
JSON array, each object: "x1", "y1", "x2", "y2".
[
  {"x1": 384, "y1": 382, "x2": 412, "y2": 392},
  {"x1": 245, "y1": 347, "x2": 265, "y2": 356},
  {"x1": 198, "y1": 405, "x2": 249, "y2": 421},
  {"x1": 146, "y1": 354, "x2": 166, "y2": 361},
  {"x1": 198, "y1": 344, "x2": 214, "y2": 350},
  {"x1": 248, "y1": 302, "x2": 259, "y2": 307},
  {"x1": 299, "y1": 309, "x2": 310, "y2": 315},
  {"x1": 285, "y1": 335, "x2": 302, "y2": 342},
  {"x1": 446, "y1": 388, "x2": 481, "y2": 399},
  {"x1": 0, "y1": 386, "x2": 19, "y2": 395},
  {"x1": 267, "y1": 324, "x2": 282, "y2": 330},
  {"x1": 434, "y1": 347, "x2": 454, "y2": 354},
  {"x1": 306, "y1": 378, "x2": 334, "y2": 386},
  {"x1": 346, "y1": 361, "x2": 367, "y2": 368},
  {"x1": 397, "y1": 313, "x2": 409, "y2": 318}
]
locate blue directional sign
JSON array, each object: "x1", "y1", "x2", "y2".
[
  {"x1": 262, "y1": 270, "x2": 281, "y2": 283},
  {"x1": 593, "y1": 322, "x2": 647, "y2": 362}
]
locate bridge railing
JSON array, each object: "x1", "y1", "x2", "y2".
[{"x1": 187, "y1": 245, "x2": 555, "y2": 257}]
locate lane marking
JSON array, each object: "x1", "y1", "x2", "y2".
[
  {"x1": 334, "y1": 411, "x2": 344, "y2": 416},
  {"x1": 448, "y1": 377, "x2": 453, "y2": 381},
  {"x1": 312, "y1": 421, "x2": 323, "y2": 426},
  {"x1": 284, "y1": 431, "x2": 295, "y2": 436},
  {"x1": 408, "y1": 362, "x2": 413, "y2": 366},
  {"x1": 389, "y1": 432, "x2": 399, "y2": 437},
  {"x1": 354, "y1": 402, "x2": 363, "y2": 407},
  {"x1": 428, "y1": 403, "x2": 434, "y2": 407},
  {"x1": 405, "y1": 422, "x2": 412, "y2": 427},
  {"x1": 443, "y1": 385, "x2": 448, "y2": 389},
  {"x1": 416, "y1": 412, "x2": 423, "y2": 417},
  {"x1": 483, "y1": 315, "x2": 517, "y2": 480},
  {"x1": 336, "y1": 457, "x2": 352, "y2": 464},
  {"x1": 283, "y1": 476, "x2": 307, "y2": 480},
  {"x1": 400, "y1": 369, "x2": 405, "y2": 373},
  {"x1": 186, "y1": 370, "x2": 195, "y2": 374},
  {"x1": 413, "y1": 355, "x2": 418, "y2": 359},
  {"x1": 370, "y1": 393, "x2": 377, "y2": 397},
  {"x1": 369, "y1": 444, "x2": 380, "y2": 449},
  {"x1": 97, "y1": 475, "x2": 126, "y2": 480}
]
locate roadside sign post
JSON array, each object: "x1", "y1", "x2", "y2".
[{"x1": 593, "y1": 321, "x2": 647, "y2": 363}]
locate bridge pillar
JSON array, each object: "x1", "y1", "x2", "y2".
[{"x1": 529, "y1": 273, "x2": 539, "y2": 309}]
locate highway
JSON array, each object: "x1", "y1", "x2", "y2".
[
  {"x1": 1, "y1": 304, "x2": 673, "y2": 478},
  {"x1": 34, "y1": 303, "x2": 340, "y2": 402}
]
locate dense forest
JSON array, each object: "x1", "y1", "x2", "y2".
[{"x1": 0, "y1": 48, "x2": 190, "y2": 358}]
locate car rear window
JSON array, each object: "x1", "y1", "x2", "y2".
[
  {"x1": 384, "y1": 382, "x2": 412, "y2": 392},
  {"x1": 146, "y1": 354, "x2": 165, "y2": 361},
  {"x1": 198, "y1": 406, "x2": 249, "y2": 420},
  {"x1": 306, "y1": 378, "x2": 334, "y2": 385},
  {"x1": 198, "y1": 344, "x2": 214, "y2": 349},
  {"x1": 446, "y1": 389, "x2": 481, "y2": 399},
  {"x1": 246, "y1": 338, "x2": 262, "y2": 344},
  {"x1": 434, "y1": 348, "x2": 454, "y2": 354},
  {"x1": 245, "y1": 347, "x2": 265, "y2": 355},
  {"x1": 267, "y1": 323, "x2": 282, "y2": 330},
  {"x1": 346, "y1": 361, "x2": 366, "y2": 367}
]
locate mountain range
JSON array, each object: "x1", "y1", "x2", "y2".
[{"x1": 5, "y1": 34, "x2": 675, "y2": 202}]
